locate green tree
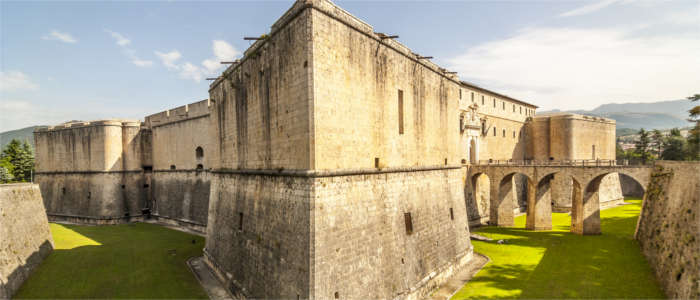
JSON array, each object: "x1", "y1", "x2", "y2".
[
  {"x1": 0, "y1": 139, "x2": 35, "y2": 182},
  {"x1": 687, "y1": 94, "x2": 700, "y2": 160},
  {"x1": 660, "y1": 128, "x2": 687, "y2": 160},
  {"x1": 635, "y1": 128, "x2": 652, "y2": 164},
  {"x1": 651, "y1": 129, "x2": 664, "y2": 157},
  {"x1": 0, "y1": 156, "x2": 14, "y2": 183}
]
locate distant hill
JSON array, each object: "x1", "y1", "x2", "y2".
[
  {"x1": 0, "y1": 126, "x2": 41, "y2": 150},
  {"x1": 541, "y1": 99, "x2": 695, "y2": 133}
]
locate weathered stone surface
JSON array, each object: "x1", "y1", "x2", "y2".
[
  {"x1": 0, "y1": 184, "x2": 54, "y2": 299},
  {"x1": 635, "y1": 161, "x2": 700, "y2": 299}
]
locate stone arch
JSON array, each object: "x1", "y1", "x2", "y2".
[
  {"x1": 493, "y1": 172, "x2": 534, "y2": 227},
  {"x1": 526, "y1": 172, "x2": 556, "y2": 230},
  {"x1": 468, "y1": 172, "x2": 490, "y2": 225}
]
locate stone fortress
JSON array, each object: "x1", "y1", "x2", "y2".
[{"x1": 29, "y1": 0, "x2": 672, "y2": 299}]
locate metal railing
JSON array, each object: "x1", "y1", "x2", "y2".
[{"x1": 473, "y1": 159, "x2": 646, "y2": 167}]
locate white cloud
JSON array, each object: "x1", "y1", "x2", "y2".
[
  {"x1": 105, "y1": 29, "x2": 152, "y2": 68},
  {"x1": 131, "y1": 59, "x2": 153, "y2": 67},
  {"x1": 0, "y1": 71, "x2": 38, "y2": 92},
  {"x1": 41, "y1": 30, "x2": 77, "y2": 43},
  {"x1": 105, "y1": 29, "x2": 131, "y2": 46},
  {"x1": 447, "y1": 27, "x2": 700, "y2": 110},
  {"x1": 559, "y1": 0, "x2": 620, "y2": 17},
  {"x1": 155, "y1": 50, "x2": 182, "y2": 70},
  {"x1": 155, "y1": 40, "x2": 239, "y2": 82},
  {"x1": 179, "y1": 62, "x2": 205, "y2": 82}
]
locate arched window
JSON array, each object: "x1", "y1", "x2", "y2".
[{"x1": 195, "y1": 146, "x2": 204, "y2": 160}]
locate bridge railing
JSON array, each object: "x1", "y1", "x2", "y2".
[{"x1": 473, "y1": 159, "x2": 643, "y2": 166}]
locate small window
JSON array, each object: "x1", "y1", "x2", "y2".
[
  {"x1": 334, "y1": 292, "x2": 339, "y2": 299},
  {"x1": 471, "y1": 92, "x2": 474, "y2": 102},
  {"x1": 502, "y1": 102, "x2": 505, "y2": 110},
  {"x1": 62, "y1": 187, "x2": 66, "y2": 194},
  {"x1": 493, "y1": 127, "x2": 497, "y2": 136},
  {"x1": 520, "y1": 106, "x2": 522, "y2": 114},
  {"x1": 238, "y1": 212, "x2": 244, "y2": 231},
  {"x1": 459, "y1": 89, "x2": 462, "y2": 99},
  {"x1": 513, "y1": 104, "x2": 515, "y2": 112},
  {"x1": 482, "y1": 95, "x2": 484, "y2": 105},
  {"x1": 493, "y1": 98, "x2": 496, "y2": 107},
  {"x1": 196, "y1": 164, "x2": 204, "y2": 170},
  {"x1": 375, "y1": 157, "x2": 380, "y2": 168},
  {"x1": 142, "y1": 166, "x2": 153, "y2": 172},
  {"x1": 449, "y1": 208, "x2": 454, "y2": 220},
  {"x1": 195, "y1": 146, "x2": 204, "y2": 159},
  {"x1": 404, "y1": 212, "x2": 413, "y2": 235},
  {"x1": 398, "y1": 89, "x2": 404, "y2": 135},
  {"x1": 503, "y1": 129, "x2": 506, "y2": 137},
  {"x1": 170, "y1": 165, "x2": 176, "y2": 170},
  {"x1": 519, "y1": 130, "x2": 522, "y2": 138}
]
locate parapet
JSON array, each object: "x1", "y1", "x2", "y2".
[
  {"x1": 34, "y1": 119, "x2": 141, "y2": 133},
  {"x1": 144, "y1": 99, "x2": 212, "y2": 128},
  {"x1": 532, "y1": 112, "x2": 615, "y2": 125}
]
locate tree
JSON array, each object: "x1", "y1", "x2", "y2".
[
  {"x1": 635, "y1": 128, "x2": 653, "y2": 163},
  {"x1": 687, "y1": 94, "x2": 700, "y2": 160},
  {"x1": 651, "y1": 129, "x2": 664, "y2": 157},
  {"x1": 0, "y1": 156, "x2": 14, "y2": 183},
  {"x1": 0, "y1": 139, "x2": 35, "y2": 182},
  {"x1": 660, "y1": 128, "x2": 687, "y2": 160}
]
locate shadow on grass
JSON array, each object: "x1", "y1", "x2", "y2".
[
  {"x1": 454, "y1": 201, "x2": 665, "y2": 299},
  {"x1": 14, "y1": 223, "x2": 208, "y2": 299}
]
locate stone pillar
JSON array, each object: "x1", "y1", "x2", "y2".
[
  {"x1": 527, "y1": 177, "x2": 552, "y2": 230},
  {"x1": 572, "y1": 180, "x2": 600, "y2": 235},
  {"x1": 491, "y1": 176, "x2": 514, "y2": 226}
]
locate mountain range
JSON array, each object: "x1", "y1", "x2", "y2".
[{"x1": 540, "y1": 99, "x2": 695, "y2": 135}]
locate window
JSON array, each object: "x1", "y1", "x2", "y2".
[
  {"x1": 196, "y1": 164, "x2": 204, "y2": 170},
  {"x1": 471, "y1": 92, "x2": 474, "y2": 102},
  {"x1": 170, "y1": 165, "x2": 176, "y2": 170},
  {"x1": 238, "y1": 212, "x2": 244, "y2": 230},
  {"x1": 449, "y1": 208, "x2": 454, "y2": 220},
  {"x1": 502, "y1": 102, "x2": 505, "y2": 110},
  {"x1": 398, "y1": 90, "x2": 404, "y2": 134},
  {"x1": 481, "y1": 121, "x2": 486, "y2": 135},
  {"x1": 493, "y1": 127, "x2": 497, "y2": 136},
  {"x1": 513, "y1": 131, "x2": 516, "y2": 138},
  {"x1": 513, "y1": 104, "x2": 515, "y2": 112},
  {"x1": 195, "y1": 146, "x2": 204, "y2": 159},
  {"x1": 404, "y1": 212, "x2": 413, "y2": 235},
  {"x1": 375, "y1": 157, "x2": 380, "y2": 168},
  {"x1": 482, "y1": 95, "x2": 485, "y2": 105},
  {"x1": 493, "y1": 98, "x2": 496, "y2": 107},
  {"x1": 503, "y1": 129, "x2": 506, "y2": 137},
  {"x1": 520, "y1": 106, "x2": 522, "y2": 114},
  {"x1": 459, "y1": 89, "x2": 462, "y2": 99}
]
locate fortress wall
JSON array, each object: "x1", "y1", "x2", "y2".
[
  {"x1": 207, "y1": 3, "x2": 312, "y2": 171},
  {"x1": 466, "y1": 173, "x2": 491, "y2": 225},
  {"x1": 479, "y1": 118, "x2": 527, "y2": 161},
  {"x1": 0, "y1": 184, "x2": 54, "y2": 299},
  {"x1": 33, "y1": 121, "x2": 149, "y2": 223},
  {"x1": 549, "y1": 116, "x2": 575, "y2": 160},
  {"x1": 151, "y1": 171, "x2": 210, "y2": 232},
  {"x1": 146, "y1": 100, "x2": 212, "y2": 231},
  {"x1": 204, "y1": 173, "x2": 313, "y2": 298},
  {"x1": 636, "y1": 161, "x2": 700, "y2": 299},
  {"x1": 566, "y1": 116, "x2": 616, "y2": 160},
  {"x1": 312, "y1": 168, "x2": 472, "y2": 299},
  {"x1": 525, "y1": 117, "x2": 550, "y2": 160},
  {"x1": 311, "y1": 2, "x2": 462, "y2": 169}
]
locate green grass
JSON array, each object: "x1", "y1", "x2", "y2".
[
  {"x1": 452, "y1": 199, "x2": 665, "y2": 299},
  {"x1": 15, "y1": 222, "x2": 208, "y2": 299}
]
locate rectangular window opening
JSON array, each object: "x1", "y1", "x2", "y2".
[
  {"x1": 238, "y1": 212, "x2": 244, "y2": 231},
  {"x1": 449, "y1": 208, "x2": 454, "y2": 220},
  {"x1": 404, "y1": 212, "x2": 413, "y2": 235}
]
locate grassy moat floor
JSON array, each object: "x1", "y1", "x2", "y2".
[
  {"x1": 452, "y1": 199, "x2": 665, "y2": 299},
  {"x1": 14, "y1": 222, "x2": 207, "y2": 299},
  {"x1": 14, "y1": 199, "x2": 664, "y2": 299}
]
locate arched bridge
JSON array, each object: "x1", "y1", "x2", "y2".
[{"x1": 468, "y1": 161, "x2": 652, "y2": 235}]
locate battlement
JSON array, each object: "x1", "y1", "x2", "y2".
[
  {"x1": 34, "y1": 119, "x2": 141, "y2": 133},
  {"x1": 144, "y1": 99, "x2": 211, "y2": 128}
]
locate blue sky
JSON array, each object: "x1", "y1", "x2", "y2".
[{"x1": 1, "y1": 0, "x2": 699, "y2": 131}]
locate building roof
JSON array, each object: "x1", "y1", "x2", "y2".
[{"x1": 459, "y1": 81, "x2": 538, "y2": 108}]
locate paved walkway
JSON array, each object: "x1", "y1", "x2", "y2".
[
  {"x1": 187, "y1": 256, "x2": 233, "y2": 299},
  {"x1": 430, "y1": 252, "x2": 490, "y2": 300}
]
